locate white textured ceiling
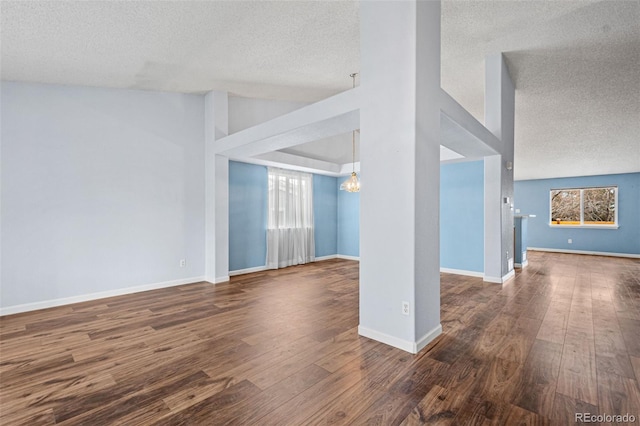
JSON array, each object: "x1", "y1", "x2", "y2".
[
  {"x1": 441, "y1": 0, "x2": 640, "y2": 180},
  {"x1": 0, "y1": 1, "x2": 360, "y2": 100},
  {"x1": 1, "y1": 0, "x2": 639, "y2": 180}
]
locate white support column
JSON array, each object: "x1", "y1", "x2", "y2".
[
  {"x1": 484, "y1": 155, "x2": 504, "y2": 282},
  {"x1": 359, "y1": 0, "x2": 442, "y2": 354},
  {"x1": 205, "y1": 91, "x2": 230, "y2": 284},
  {"x1": 483, "y1": 53, "x2": 516, "y2": 283},
  {"x1": 214, "y1": 155, "x2": 229, "y2": 283}
]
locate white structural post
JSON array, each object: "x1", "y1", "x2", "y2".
[
  {"x1": 483, "y1": 54, "x2": 516, "y2": 283},
  {"x1": 359, "y1": 0, "x2": 442, "y2": 353},
  {"x1": 205, "y1": 91, "x2": 230, "y2": 284}
]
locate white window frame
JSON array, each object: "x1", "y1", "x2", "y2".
[{"x1": 549, "y1": 186, "x2": 619, "y2": 229}]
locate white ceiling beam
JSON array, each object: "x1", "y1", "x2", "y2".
[
  {"x1": 439, "y1": 89, "x2": 501, "y2": 156},
  {"x1": 338, "y1": 161, "x2": 361, "y2": 175},
  {"x1": 219, "y1": 85, "x2": 504, "y2": 165},
  {"x1": 244, "y1": 151, "x2": 341, "y2": 176},
  {"x1": 439, "y1": 145, "x2": 465, "y2": 162},
  {"x1": 234, "y1": 147, "x2": 468, "y2": 177},
  {"x1": 216, "y1": 87, "x2": 360, "y2": 157}
]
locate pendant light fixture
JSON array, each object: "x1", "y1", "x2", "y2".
[{"x1": 340, "y1": 73, "x2": 360, "y2": 193}]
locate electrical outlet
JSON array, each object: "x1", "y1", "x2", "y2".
[
  {"x1": 568, "y1": 239, "x2": 572, "y2": 244},
  {"x1": 402, "y1": 301, "x2": 410, "y2": 316},
  {"x1": 179, "y1": 259, "x2": 186, "y2": 267}
]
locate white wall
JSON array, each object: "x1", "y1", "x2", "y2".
[
  {"x1": 1, "y1": 82, "x2": 205, "y2": 312},
  {"x1": 228, "y1": 96, "x2": 307, "y2": 134}
]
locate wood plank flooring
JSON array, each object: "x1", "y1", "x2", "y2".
[{"x1": 1, "y1": 251, "x2": 639, "y2": 425}]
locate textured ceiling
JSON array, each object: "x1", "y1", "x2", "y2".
[
  {"x1": 1, "y1": 0, "x2": 639, "y2": 180},
  {"x1": 0, "y1": 1, "x2": 360, "y2": 100},
  {"x1": 441, "y1": 0, "x2": 640, "y2": 180}
]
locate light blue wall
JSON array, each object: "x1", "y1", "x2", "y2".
[
  {"x1": 228, "y1": 162, "x2": 342, "y2": 271},
  {"x1": 337, "y1": 181, "x2": 360, "y2": 257},
  {"x1": 440, "y1": 160, "x2": 485, "y2": 272},
  {"x1": 1, "y1": 82, "x2": 205, "y2": 310},
  {"x1": 514, "y1": 173, "x2": 640, "y2": 255},
  {"x1": 314, "y1": 175, "x2": 338, "y2": 257},
  {"x1": 228, "y1": 161, "x2": 268, "y2": 271},
  {"x1": 229, "y1": 160, "x2": 503, "y2": 269}
]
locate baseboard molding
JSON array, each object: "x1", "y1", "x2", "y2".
[
  {"x1": 358, "y1": 326, "x2": 417, "y2": 354},
  {"x1": 314, "y1": 255, "x2": 338, "y2": 261},
  {"x1": 528, "y1": 247, "x2": 640, "y2": 259},
  {"x1": 502, "y1": 270, "x2": 516, "y2": 282},
  {"x1": 415, "y1": 324, "x2": 443, "y2": 353},
  {"x1": 514, "y1": 260, "x2": 529, "y2": 269},
  {"x1": 228, "y1": 255, "x2": 353, "y2": 277},
  {"x1": 0, "y1": 276, "x2": 206, "y2": 317},
  {"x1": 483, "y1": 269, "x2": 515, "y2": 284},
  {"x1": 228, "y1": 255, "x2": 358, "y2": 278},
  {"x1": 358, "y1": 324, "x2": 442, "y2": 354},
  {"x1": 215, "y1": 276, "x2": 230, "y2": 284},
  {"x1": 440, "y1": 268, "x2": 484, "y2": 278},
  {"x1": 336, "y1": 254, "x2": 360, "y2": 261},
  {"x1": 229, "y1": 266, "x2": 268, "y2": 276}
]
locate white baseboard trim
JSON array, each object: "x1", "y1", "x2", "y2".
[
  {"x1": 502, "y1": 270, "x2": 516, "y2": 282},
  {"x1": 229, "y1": 266, "x2": 268, "y2": 276},
  {"x1": 215, "y1": 276, "x2": 230, "y2": 284},
  {"x1": 314, "y1": 254, "x2": 360, "y2": 261},
  {"x1": 415, "y1": 324, "x2": 443, "y2": 353},
  {"x1": 483, "y1": 269, "x2": 515, "y2": 284},
  {"x1": 228, "y1": 255, "x2": 353, "y2": 277},
  {"x1": 314, "y1": 255, "x2": 338, "y2": 261},
  {"x1": 0, "y1": 276, "x2": 206, "y2": 317},
  {"x1": 514, "y1": 260, "x2": 529, "y2": 268},
  {"x1": 337, "y1": 254, "x2": 360, "y2": 261},
  {"x1": 358, "y1": 324, "x2": 442, "y2": 354},
  {"x1": 358, "y1": 326, "x2": 417, "y2": 353},
  {"x1": 528, "y1": 247, "x2": 640, "y2": 259},
  {"x1": 440, "y1": 268, "x2": 484, "y2": 278}
]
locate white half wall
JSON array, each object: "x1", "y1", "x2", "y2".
[{"x1": 0, "y1": 82, "x2": 205, "y2": 310}]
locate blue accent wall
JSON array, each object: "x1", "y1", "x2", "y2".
[
  {"x1": 337, "y1": 180, "x2": 360, "y2": 257},
  {"x1": 229, "y1": 161, "x2": 268, "y2": 271},
  {"x1": 514, "y1": 173, "x2": 640, "y2": 255},
  {"x1": 440, "y1": 160, "x2": 485, "y2": 273},
  {"x1": 313, "y1": 174, "x2": 338, "y2": 257},
  {"x1": 229, "y1": 161, "x2": 343, "y2": 271}
]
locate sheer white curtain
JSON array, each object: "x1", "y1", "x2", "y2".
[{"x1": 266, "y1": 167, "x2": 315, "y2": 269}]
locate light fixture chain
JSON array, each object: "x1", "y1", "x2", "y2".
[
  {"x1": 351, "y1": 72, "x2": 358, "y2": 174},
  {"x1": 340, "y1": 72, "x2": 361, "y2": 193}
]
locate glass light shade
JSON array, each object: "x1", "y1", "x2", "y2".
[{"x1": 340, "y1": 172, "x2": 360, "y2": 192}]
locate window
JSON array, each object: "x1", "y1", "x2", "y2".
[
  {"x1": 266, "y1": 168, "x2": 315, "y2": 268},
  {"x1": 550, "y1": 186, "x2": 617, "y2": 227},
  {"x1": 267, "y1": 168, "x2": 313, "y2": 230}
]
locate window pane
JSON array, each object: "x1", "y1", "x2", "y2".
[
  {"x1": 584, "y1": 187, "x2": 616, "y2": 225},
  {"x1": 267, "y1": 168, "x2": 313, "y2": 230},
  {"x1": 551, "y1": 189, "x2": 580, "y2": 225}
]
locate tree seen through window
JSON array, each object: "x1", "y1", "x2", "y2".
[{"x1": 550, "y1": 187, "x2": 616, "y2": 226}]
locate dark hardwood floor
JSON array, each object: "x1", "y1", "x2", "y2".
[{"x1": 1, "y1": 251, "x2": 639, "y2": 425}]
